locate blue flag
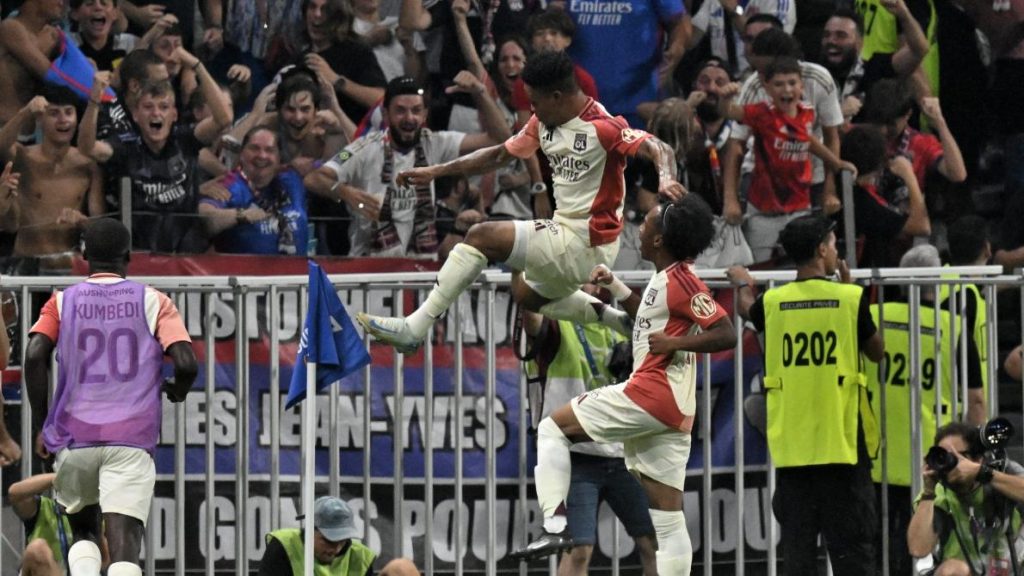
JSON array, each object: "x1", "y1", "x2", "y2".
[
  {"x1": 44, "y1": 30, "x2": 118, "y2": 104},
  {"x1": 286, "y1": 261, "x2": 371, "y2": 409}
]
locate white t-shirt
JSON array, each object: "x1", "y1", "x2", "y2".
[
  {"x1": 692, "y1": 0, "x2": 796, "y2": 75},
  {"x1": 353, "y1": 16, "x2": 424, "y2": 81},
  {"x1": 730, "y1": 61, "x2": 843, "y2": 183},
  {"x1": 326, "y1": 130, "x2": 465, "y2": 256}
]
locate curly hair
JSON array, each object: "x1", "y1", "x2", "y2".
[
  {"x1": 521, "y1": 50, "x2": 576, "y2": 95},
  {"x1": 660, "y1": 195, "x2": 715, "y2": 261}
]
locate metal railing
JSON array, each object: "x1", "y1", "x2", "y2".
[{"x1": 0, "y1": 264, "x2": 1018, "y2": 575}]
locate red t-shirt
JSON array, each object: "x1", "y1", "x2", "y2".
[
  {"x1": 743, "y1": 102, "x2": 817, "y2": 214},
  {"x1": 511, "y1": 64, "x2": 600, "y2": 112},
  {"x1": 888, "y1": 127, "x2": 944, "y2": 188}
]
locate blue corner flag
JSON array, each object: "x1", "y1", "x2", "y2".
[{"x1": 286, "y1": 261, "x2": 371, "y2": 409}]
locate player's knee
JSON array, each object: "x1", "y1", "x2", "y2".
[
  {"x1": 22, "y1": 539, "x2": 56, "y2": 573},
  {"x1": 463, "y1": 220, "x2": 516, "y2": 262},
  {"x1": 462, "y1": 221, "x2": 501, "y2": 255},
  {"x1": 104, "y1": 513, "x2": 144, "y2": 562},
  {"x1": 537, "y1": 417, "x2": 569, "y2": 446}
]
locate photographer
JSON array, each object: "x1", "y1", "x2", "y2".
[{"x1": 908, "y1": 422, "x2": 1024, "y2": 575}]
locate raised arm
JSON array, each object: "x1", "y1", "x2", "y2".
[
  {"x1": 398, "y1": 143, "x2": 516, "y2": 187},
  {"x1": 399, "y1": 0, "x2": 433, "y2": 31},
  {"x1": 0, "y1": 19, "x2": 54, "y2": 79},
  {"x1": 717, "y1": 83, "x2": 746, "y2": 122},
  {"x1": 86, "y1": 159, "x2": 106, "y2": 217},
  {"x1": 225, "y1": 84, "x2": 277, "y2": 147},
  {"x1": 305, "y1": 53, "x2": 385, "y2": 110},
  {"x1": 318, "y1": 74, "x2": 357, "y2": 144},
  {"x1": 635, "y1": 135, "x2": 687, "y2": 200},
  {"x1": 0, "y1": 97, "x2": 45, "y2": 162},
  {"x1": 888, "y1": 155, "x2": 930, "y2": 237},
  {"x1": 176, "y1": 48, "x2": 233, "y2": 144},
  {"x1": 120, "y1": 1, "x2": 166, "y2": 29},
  {"x1": 448, "y1": 71, "x2": 512, "y2": 153},
  {"x1": 450, "y1": 0, "x2": 486, "y2": 80},
  {"x1": 660, "y1": 14, "x2": 693, "y2": 86},
  {"x1": 79, "y1": 72, "x2": 114, "y2": 162},
  {"x1": 919, "y1": 98, "x2": 967, "y2": 183},
  {"x1": 135, "y1": 13, "x2": 178, "y2": 51},
  {"x1": 885, "y1": 0, "x2": 929, "y2": 76}
]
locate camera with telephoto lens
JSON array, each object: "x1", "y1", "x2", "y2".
[
  {"x1": 979, "y1": 416, "x2": 1014, "y2": 472},
  {"x1": 925, "y1": 417, "x2": 1015, "y2": 480},
  {"x1": 924, "y1": 445, "x2": 959, "y2": 477}
]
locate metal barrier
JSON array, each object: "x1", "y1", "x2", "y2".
[{"x1": 0, "y1": 265, "x2": 1018, "y2": 575}]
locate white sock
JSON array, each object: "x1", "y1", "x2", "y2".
[
  {"x1": 650, "y1": 509, "x2": 693, "y2": 576},
  {"x1": 67, "y1": 541, "x2": 102, "y2": 576},
  {"x1": 407, "y1": 243, "x2": 487, "y2": 337},
  {"x1": 538, "y1": 291, "x2": 631, "y2": 335},
  {"x1": 543, "y1": 514, "x2": 567, "y2": 534},
  {"x1": 534, "y1": 417, "x2": 572, "y2": 523},
  {"x1": 106, "y1": 562, "x2": 143, "y2": 576}
]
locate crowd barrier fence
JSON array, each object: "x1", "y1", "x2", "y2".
[{"x1": 0, "y1": 264, "x2": 1018, "y2": 575}]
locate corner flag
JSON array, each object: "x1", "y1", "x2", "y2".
[{"x1": 286, "y1": 261, "x2": 371, "y2": 409}]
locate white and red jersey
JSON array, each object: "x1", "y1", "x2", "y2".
[
  {"x1": 624, "y1": 262, "x2": 727, "y2": 433},
  {"x1": 504, "y1": 99, "x2": 651, "y2": 247}
]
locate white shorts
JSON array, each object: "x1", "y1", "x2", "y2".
[
  {"x1": 507, "y1": 219, "x2": 620, "y2": 300},
  {"x1": 53, "y1": 446, "x2": 156, "y2": 525},
  {"x1": 571, "y1": 382, "x2": 692, "y2": 492}
]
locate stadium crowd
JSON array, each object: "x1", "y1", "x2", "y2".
[
  {"x1": 0, "y1": 0, "x2": 1023, "y2": 573},
  {"x1": 0, "y1": 0, "x2": 1016, "y2": 268}
]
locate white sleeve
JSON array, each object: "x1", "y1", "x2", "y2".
[
  {"x1": 433, "y1": 131, "x2": 467, "y2": 164},
  {"x1": 749, "y1": 0, "x2": 797, "y2": 33},
  {"x1": 692, "y1": 0, "x2": 711, "y2": 32},
  {"x1": 810, "y1": 67, "x2": 844, "y2": 128},
  {"x1": 328, "y1": 145, "x2": 371, "y2": 185},
  {"x1": 322, "y1": 158, "x2": 345, "y2": 178}
]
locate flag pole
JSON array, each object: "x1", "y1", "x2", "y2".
[{"x1": 304, "y1": 355, "x2": 316, "y2": 576}]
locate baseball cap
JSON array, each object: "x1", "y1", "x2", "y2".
[
  {"x1": 384, "y1": 76, "x2": 424, "y2": 106},
  {"x1": 313, "y1": 496, "x2": 360, "y2": 542},
  {"x1": 779, "y1": 215, "x2": 837, "y2": 263}
]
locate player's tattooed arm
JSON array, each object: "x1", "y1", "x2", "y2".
[
  {"x1": 398, "y1": 143, "x2": 515, "y2": 187},
  {"x1": 635, "y1": 136, "x2": 687, "y2": 201}
]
